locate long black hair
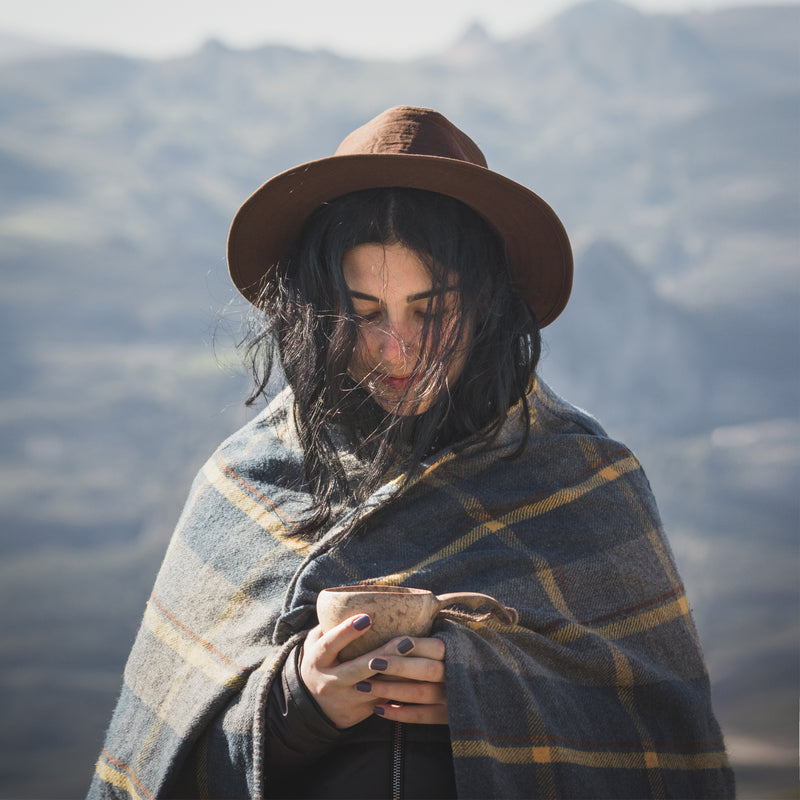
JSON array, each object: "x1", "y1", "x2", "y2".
[{"x1": 243, "y1": 188, "x2": 541, "y2": 541}]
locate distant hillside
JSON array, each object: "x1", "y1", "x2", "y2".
[
  {"x1": 0, "y1": 32, "x2": 80, "y2": 62},
  {"x1": 0, "y1": 3, "x2": 797, "y2": 797}
]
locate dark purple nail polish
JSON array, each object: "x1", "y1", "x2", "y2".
[
  {"x1": 353, "y1": 614, "x2": 371, "y2": 631},
  {"x1": 397, "y1": 637, "x2": 414, "y2": 654},
  {"x1": 356, "y1": 681, "x2": 372, "y2": 693},
  {"x1": 369, "y1": 657, "x2": 388, "y2": 671},
  {"x1": 373, "y1": 706, "x2": 385, "y2": 716}
]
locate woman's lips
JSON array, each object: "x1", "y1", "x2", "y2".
[{"x1": 379, "y1": 374, "x2": 415, "y2": 392}]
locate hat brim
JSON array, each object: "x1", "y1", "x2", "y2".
[{"x1": 227, "y1": 153, "x2": 572, "y2": 327}]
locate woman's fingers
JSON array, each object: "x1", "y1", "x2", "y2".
[
  {"x1": 382, "y1": 635, "x2": 446, "y2": 662},
  {"x1": 357, "y1": 635, "x2": 448, "y2": 716},
  {"x1": 311, "y1": 614, "x2": 373, "y2": 667},
  {"x1": 300, "y1": 627, "x2": 449, "y2": 728},
  {"x1": 370, "y1": 676, "x2": 447, "y2": 705},
  {"x1": 300, "y1": 618, "x2": 379, "y2": 729},
  {"x1": 368, "y1": 639, "x2": 449, "y2": 725},
  {"x1": 366, "y1": 652, "x2": 445, "y2": 684},
  {"x1": 359, "y1": 636, "x2": 446, "y2": 682}
]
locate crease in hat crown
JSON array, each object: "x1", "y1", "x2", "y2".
[
  {"x1": 334, "y1": 106, "x2": 488, "y2": 166},
  {"x1": 227, "y1": 105, "x2": 573, "y2": 327}
]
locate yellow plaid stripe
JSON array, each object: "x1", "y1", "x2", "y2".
[
  {"x1": 549, "y1": 593, "x2": 690, "y2": 645},
  {"x1": 609, "y1": 643, "x2": 667, "y2": 796},
  {"x1": 451, "y1": 739, "x2": 730, "y2": 771},
  {"x1": 142, "y1": 600, "x2": 247, "y2": 691},
  {"x1": 424, "y1": 585, "x2": 688, "y2": 647},
  {"x1": 374, "y1": 448, "x2": 688, "y2": 653},
  {"x1": 95, "y1": 754, "x2": 151, "y2": 800},
  {"x1": 380, "y1": 454, "x2": 641, "y2": 586},
  {"x1": 201, "y1": 454, "x2": 312, "y2": 556}
]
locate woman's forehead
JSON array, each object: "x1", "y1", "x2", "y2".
[{"x1": 342, "y1": 242, "x2": 444, "y2": 297}]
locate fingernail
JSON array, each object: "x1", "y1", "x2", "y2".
[
  {"x1": 369, "y1": 657, "x2": 388, "y2": 671},
  {"x1": 353, "y1": 614, "x2": 371, "y2": 631},
  {"x1": 373, "y1": 706, "x2": 385, "y2": 716},
  {"x1": 356, "y1": 681, "x2": 372, "y2": 693},
  {"x1": 397, "y1": 637, "x2": 414, "y2": 654}
]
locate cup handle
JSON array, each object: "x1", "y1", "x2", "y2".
[{"x1": 434, "y1": 592, "x2": 519, "y2": 626}]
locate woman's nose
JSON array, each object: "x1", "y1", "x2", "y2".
[{"x1": 377, "y1": 320, "x2": 419, "y2": 365}]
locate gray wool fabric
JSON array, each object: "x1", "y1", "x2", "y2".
[{"x1": 89, "y1": 379, "x2": 734, "y2": 799}]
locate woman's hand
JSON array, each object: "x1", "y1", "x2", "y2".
[{"x1": 299, "y1": 614, "x2": 448, "y2": 729}]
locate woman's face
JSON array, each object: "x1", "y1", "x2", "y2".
[{"x1": 342, "y1": 242, "x2": 469, "y2": 416}]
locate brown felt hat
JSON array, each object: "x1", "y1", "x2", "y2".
[{"x1": 227, "y1": 106, "x2": 572, "y2": 327}]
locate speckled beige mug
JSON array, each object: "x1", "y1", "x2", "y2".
[{"x1": 317, "y1": 584, "x2": 519, "y2": 660}]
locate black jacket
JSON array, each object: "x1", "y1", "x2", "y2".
[{"x1": 265, "y1": 646, "x2": 457, "y2": 799}]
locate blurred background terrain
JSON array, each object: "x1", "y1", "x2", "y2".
[{"x1": 0, "y1": 1, "x2": 797, "y2": 796}]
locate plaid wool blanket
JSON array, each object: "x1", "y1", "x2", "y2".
[{"x1": 90, "y1": 380, "x2": 733, "y2": 799}]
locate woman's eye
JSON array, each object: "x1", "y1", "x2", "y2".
[{"x1": 357, "y1": 311, "x2": 381, "y2": 323}]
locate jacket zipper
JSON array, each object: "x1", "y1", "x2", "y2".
[{"x1": 392, "y1": 721, "x2": 404, "y2": 800}]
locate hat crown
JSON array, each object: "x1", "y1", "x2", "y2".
[{"x1": 335, "y1": 106, "x2": 488, "y2": 168}]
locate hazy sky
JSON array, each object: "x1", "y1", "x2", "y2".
[
  {"x1": 0, "y1": 0, "x2": 792, "y2": 58},
  {"x1": 0, "y1": 0, "x2": 793, "y2": 60}
]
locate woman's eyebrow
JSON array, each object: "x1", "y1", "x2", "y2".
[
  {"x1": 347, "y1": 290, "x2": 381, "y2": 302},
  {"x1": 406, "y1": 287, "x2": 454, "y2": 302},
  {"x1": 347, "y1": 288, "x2": 454, "y2": 303}
]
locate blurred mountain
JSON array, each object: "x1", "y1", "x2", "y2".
[
  {"x1": 0, "y1": 32, "x2": 81, "y2": 63},
  {"x1": 0, "y1": 2, "x2": 797, "y2": 796}
]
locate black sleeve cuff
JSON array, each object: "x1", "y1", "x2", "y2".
[{"x1": 265, "y1": 644, "x2": 343, "y2": 772}]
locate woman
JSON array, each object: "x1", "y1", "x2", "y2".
[{"x1": 90, "y1": 107, "x2": 733, "y2": 799}]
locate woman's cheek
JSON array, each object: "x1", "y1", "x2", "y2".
[{"x1": 353, "y1": 333, "x2": 374, "y2": 369}]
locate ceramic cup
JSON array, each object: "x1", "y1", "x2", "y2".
[{"x1": 316, "y1": 584, "x2": 519, "y2": 660}]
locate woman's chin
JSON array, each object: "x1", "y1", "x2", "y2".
[{"x1": 372, "y1": 393, "x2": 431, "y2": 417}]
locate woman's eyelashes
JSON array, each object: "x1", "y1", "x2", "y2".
[{"x1": 353, "y1": 307, "x2": 433, "y2": 326}]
